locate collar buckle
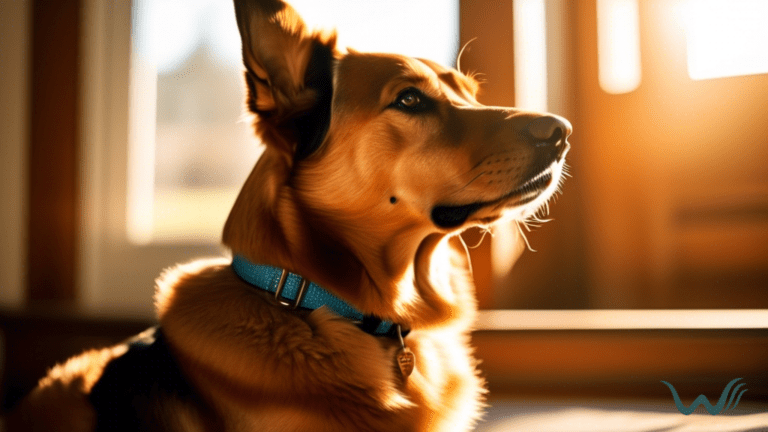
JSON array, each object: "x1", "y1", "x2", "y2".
[
  {"x1": 232, "y1": 255, "x2": 400, "y2": 337},
  {"x1": 273, "y1": 269, "x2": 309, "y2": 309}
]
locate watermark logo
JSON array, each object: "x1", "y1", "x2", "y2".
[{"x1": 661, "y1": 378, "x2": 748, "y2": 415}]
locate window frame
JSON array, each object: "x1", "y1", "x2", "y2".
[{"x1": 79, "y1": 0, "x2": 222, "y2": 318}]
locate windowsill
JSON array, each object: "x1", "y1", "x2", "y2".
[
  {"x1": 476, "y1": 309, "x2": 768, "y2": 330},
  {"x1": 7, "y1": 306, "x2": 768, "y2": 329},
  {"x1": 472, "y1": 312, "x2": 768, "y2": 401}
]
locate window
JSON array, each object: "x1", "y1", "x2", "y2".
[
  {"x1": 596, "y1": 0, "x2": 768, "y2": 93},
  {"x1": 683, "y1": 0, "x2": 768, "y2": 80},
  {"x1": 126, "y1": 0, "x2": 459, "y2": 244},
  {"x1": 127, "y1": 0, "x2": 257, "y2": 244},
  {"x1": 78, "y1": 0, "x2": 458, "y2": 317}
]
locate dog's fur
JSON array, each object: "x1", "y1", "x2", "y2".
[{"x1": 9, "y1": 1, "x2": 571, "y2": 431}]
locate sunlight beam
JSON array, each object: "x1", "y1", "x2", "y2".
[
  {"x1": 597, "y1": 0, "x2": 642, "y2": 94},
  {"x1": 513, "y1": 0, "x2": 548, "y2": 112}
]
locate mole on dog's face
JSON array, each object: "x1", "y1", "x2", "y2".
[{"x1": 294, "y1": 51, "x2": 571, "y2": 233}]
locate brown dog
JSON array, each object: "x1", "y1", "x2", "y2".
[{"x1": 9, "y1": 0, "x2": 571, "y2": 431}]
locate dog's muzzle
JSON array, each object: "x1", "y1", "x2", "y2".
[{"x1": 431, "y1": 114, "x2": 572, "y2": 229}]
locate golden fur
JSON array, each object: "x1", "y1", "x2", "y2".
[{"x1": 9, "y1": 1, "x2": 571, "y2": 430}]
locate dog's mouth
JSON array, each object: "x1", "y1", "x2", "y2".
[{"x1": 431, "y1": 165, "x2": 555, "y2": 229}]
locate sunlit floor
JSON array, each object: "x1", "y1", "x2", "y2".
[
  {"x1": 476, "y1": 398, "x2": 768, "y2": 432},
  {"x1": 1, "y1": 399, "x2": 766, "y2": 431}
]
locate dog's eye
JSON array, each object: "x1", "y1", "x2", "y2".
[
  {"x1": 393, "y1": 88, "x2": 429, "y2": 112},
  {"x1": 398, "y1": 91, "x2": 421, "y2": 108}
]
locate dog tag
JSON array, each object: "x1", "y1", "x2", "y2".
[
  {"x1": 395, "y1": 325, "x2": 415, "y2": 378},
  {"x1": 397, "y1": 347, "x2": 415, "y2": 378}
]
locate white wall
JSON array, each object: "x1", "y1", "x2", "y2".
[{"x1": 0, "y1": 0, "x2": 30, "y2": 308}]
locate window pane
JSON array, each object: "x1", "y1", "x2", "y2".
[
  {"x1": 127, "y1": 0, "x2": 458, "y2": 244},
  {"x1": 513, "y1": 0, "x2": 548, "y2": 111},
  {"x1": 597, "y1": 0, "x2": 642, "y2": 94},
  {"x1": 684, "y1": 0, "x2": 768, "y2": 80}
]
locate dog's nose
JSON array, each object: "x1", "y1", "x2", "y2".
[{"x1": 526, "y1": 115, "x2": 572, "y2": 147}]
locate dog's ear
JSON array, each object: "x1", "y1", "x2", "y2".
[{"x1": 234, "y1": 0, "x2": 336, "y2": 159}]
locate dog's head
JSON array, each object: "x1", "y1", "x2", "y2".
[{"x1": 225, "y1": 0, "x2": 571, "y2": 324}]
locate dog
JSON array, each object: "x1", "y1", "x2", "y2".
[{"x1": 8, "y1": 0, "x2": 571, "y2": 430}]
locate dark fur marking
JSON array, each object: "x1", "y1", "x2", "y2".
[
  {"x1": 89, "y1": 327, "x2": 217, "y2": 431},
  {"x1": 293, "y1": 41, "x2": 334, "y2": 161}
]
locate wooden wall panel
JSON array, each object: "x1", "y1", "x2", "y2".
[
  {"x1": 573, "y1": 0, "x2": 768, "y2": 308},
  {"x1": 27, "y1": 0, "x2": 81, "y2": 302},
  {"x1": 474, "y1": 329, "x2": 768, "y2": 400},
  {"x1": 459, "y1": 0, "x2": 516, "y2": 309}
]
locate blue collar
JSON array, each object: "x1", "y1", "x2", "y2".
[{"x1": 231, "y1": 255, "x2": 397, "y2": 336}]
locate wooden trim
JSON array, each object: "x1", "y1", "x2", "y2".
[
  {"x1": 458, "y1": 0, "x2": 517, "y2": 309},
  {"x1": 459, "y1": 0, "x2": 516, "y2": 106},
  {"x1": 27, "y1": 0, "x2": 82, "y2": 302},
  {"x1": 474, "y1": 328, "x2": 768, "y2": 400},
  {"x1": 0, "y1": 308, "x2": 152, "y2": 411},
  {"x1": 476, "y1": 309, "x2": 768, "y2": 330},
  {"x1": 0, "y1": 0, "x2": 30, "y2": 308}
]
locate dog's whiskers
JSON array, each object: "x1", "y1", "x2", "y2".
[
  {"x1": 515, "y1": 220, "x2": 536, "y2": 252},
  {"x1": 457, "y1": 234, "x2": 475, "y2": 278},
  {"x1": 456, "y1": 38, "x2": 477, "y2": 74},
  {"x1": 561, "y1": 163, "x2": 572, "y2": 178},
  {"x1": 464, "y1": 227, "x2": 491, "y2": 249}
]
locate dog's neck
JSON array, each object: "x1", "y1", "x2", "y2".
[
  {"x1": 230, "y1": 254, "x2": 401, "y2": 336},
  {"x1": 223, "y1": 149, "x2": 477, "y2": 330}
]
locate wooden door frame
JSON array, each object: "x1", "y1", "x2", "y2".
[{"x1": 27, "y1": 0, "x2": 82, "y2": 303}]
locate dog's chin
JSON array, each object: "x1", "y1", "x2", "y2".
[
  {"x1": 431, "y1": 161, "x2": 565, "y2": 229},
  {"x1": 495, "y1": 161, "x2": 565, "y2": 222}
]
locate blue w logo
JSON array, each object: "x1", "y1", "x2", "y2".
[{"x1": 661, "y1": 378, "x2": 748, "y2": 415}]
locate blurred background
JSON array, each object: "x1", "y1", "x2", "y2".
[{"x1": 1, "y1": 0, "x2": 767, "y2": 427}]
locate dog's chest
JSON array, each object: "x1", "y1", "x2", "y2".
[
  {"x1": 157, "y1": 265, "x2": 484, "y2": 431},
  {"x1": 184, "y1": 329, "x2": 480, "y2": 432}
]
